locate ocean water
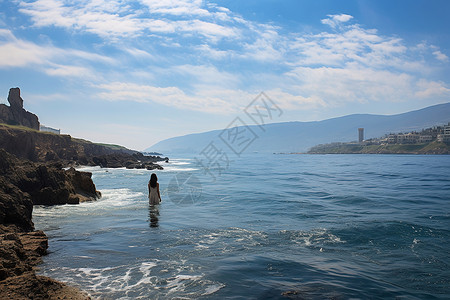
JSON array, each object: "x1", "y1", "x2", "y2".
[{"x1": 33, "y1": 154, "x2": 450, "y2": 299}]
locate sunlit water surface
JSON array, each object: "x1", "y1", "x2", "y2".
[{"x1": 34, "y1": 154, "x2": 450, "y2": 299}]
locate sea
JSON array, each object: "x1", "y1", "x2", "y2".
[{"x1": 33, "y1": 153, "x2": 450, "y2": 299}]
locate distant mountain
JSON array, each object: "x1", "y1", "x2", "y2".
[{"x1": 146, "y1": 102, "x2": 450, "y2": 154}]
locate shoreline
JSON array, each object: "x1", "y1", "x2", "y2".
[
  {"x1": 306, "y1": 141, "x2": 450, "y2": 155},
  {"x1": 0, "y1": 149, "x2": 102, "y2": 299},
  {"x1": 0, "y1": 231, "x2": 92, "y2": 300}
]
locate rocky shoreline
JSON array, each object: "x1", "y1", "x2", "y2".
[
  {"x1": 0, "y1": 88, "x2": 168, "y2": 299},
  {"x1": 0, "y1": 149, "x2": 97, "y2": 299}
]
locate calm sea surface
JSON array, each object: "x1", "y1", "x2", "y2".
[{"x1": 33, "y1": 154, "x2": 450, "y2": 299}]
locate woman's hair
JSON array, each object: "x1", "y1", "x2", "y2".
[{"x1": 150, "y1": 173, "x2": 158, "y2": 188}]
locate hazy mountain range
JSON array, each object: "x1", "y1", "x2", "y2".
[{"x1": 146, "y1": 102, "x2": 450, "y2": 155}]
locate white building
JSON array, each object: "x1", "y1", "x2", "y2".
[
  {"x1": 40, "y1": 125, "x2": 60, "y2": 134},
  {"x1": 443, "y1": 123, "x2": 450, "y2": 143}
]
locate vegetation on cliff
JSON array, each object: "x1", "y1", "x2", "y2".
[{"x1": 0, "y1": 123, "x2": 166, "y2": 169}]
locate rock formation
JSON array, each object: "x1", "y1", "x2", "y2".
[
  {"x1": 0, "y1": 149, "x2": 101, "y2": 207},
  {"x1": 0, "y1": 88, "x2": 40, "y2": 130},
  {"x1": 0, "y1": 87, "x2": 165, "y2": 299},
  {"x1": 0, "y1": 149, "x2": 95, "y2": 299},
  {"x1": 0, "y1": 123, "x2": 166, "y2": 169},
  {"x1": 0, "y1": 230, "x2": 91, "y2": 299}
]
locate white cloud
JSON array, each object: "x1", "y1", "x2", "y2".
[
  {"x1": 287, "y1": 24, "x2": 413, "y2": 72},
  {"x1": 0, "y1": 38, "x2": 48, "y2": 67},
  {"x1": 8, "y1": 2, "x2": 450, "y2": 115},
  {"x1": 44, "y1": 64, "x2": 94, "y2": 78},
  {"x1": 0, "y1": 28, "x2": 111, "y2": 83},
  {"x1": 97, "y1": 81, "x2": 238, "y2": 113},
  {"x1": 284, "y1": 65, "x2": 450, "y2": 106},
  {"x1": 96, "y1": 80, "x2": 330, "y2": 115},
  {"x1": 321, "y1": 14, "x2": 353, "y2": 29},
  {"x1": 171, "y1": 64, "x2": 240, "y2": 88},
  {"x1": 415, "y1": 79, "x2": 450, "y2": 98},
  {"x1": 18, "y1": 0, "x2": 240, "y2": 41},
  {"x1": 139, "y1": 0, "x2": 210, "y2": 16},
  {"x1": 124, "y1": 47, "x2": 155, "y2": 60},
  {"x1": 433, "y1": 50, "x2": 449, "y2": 62}
]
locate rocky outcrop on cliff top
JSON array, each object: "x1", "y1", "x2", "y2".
[{"x1": 0, "y1": 88, "x2": 39, "y2": 130}]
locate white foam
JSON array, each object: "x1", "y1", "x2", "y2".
[
  {"x1": 283, "y1": 228, "x2": 345, "y2": 248},
  {"x1": 160, "y1": 158, "x2": 199, "y2": 172},
  {"x1": 99, "y1": 188, "x2": 145, "y2": 207},
  {"x1": 42, "y1": 260, "x2": 224, "y2": 298},
  {"x1": 160, "y1": 166, "x2": 199, "y2": 172},
  {"x1": 202, "y1": 283, "x2": 225, "y2": 296}
]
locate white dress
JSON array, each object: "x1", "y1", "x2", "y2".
[{"x1": 148, "y1": 185, "x2": 161, "y2": 205}]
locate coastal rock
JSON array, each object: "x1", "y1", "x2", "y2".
[
  {"x1": 0, "y1": 158, "x2": 34, "y2": 232},
  {"x1": 0, "y1": 150, "x2": 93, "y2": 299},
  {"x1": 0, "y1": 149, "x2": 101, "y2": 206},
  {"x1": 0, "y1": 88, "x2": 40, "y2": 130},
  {"x1": 0, "y1": 271, "x2": 91, "y2": 300},
  {"x1": 91, "y1": 152, "x2": 165, "y2": 170},
  {"x1": 0, "y1": 231, "x2": 47, "y2": 281}
]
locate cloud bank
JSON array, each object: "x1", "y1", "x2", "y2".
[{"x1": 2, "y1": 2, "x2": 449, "y2": 114}]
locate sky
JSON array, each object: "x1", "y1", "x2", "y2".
[{"x1": 0, "y1": 0, "x2": 449, "y2": 151}]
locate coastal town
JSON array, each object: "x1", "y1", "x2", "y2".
[
  {"x1": 308, "y1": 122, "x2": 450, "y2": 154},
  {"x1": 361, "y1": 122, "x2": 450, "y2": 145}
]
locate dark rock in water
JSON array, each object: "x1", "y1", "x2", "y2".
[
  {"x1": 0, "y1": 88, "x2": 40, "y2": 130},
  {"x1": 91, "y1": 152, "x2": 165, "y2": 170}
]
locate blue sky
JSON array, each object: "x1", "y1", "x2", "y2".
[{"x1": 0, "y1": 0, "x2": 449, "y2": 150}]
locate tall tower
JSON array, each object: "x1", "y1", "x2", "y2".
[{"x1": 358, "y1": 128, "x2": 364, "y2": 143}]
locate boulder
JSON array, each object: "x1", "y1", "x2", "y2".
[{"x1": 0, "y1": 149, "x2": 101, "y2": 207}]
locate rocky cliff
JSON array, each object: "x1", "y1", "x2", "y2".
[
  {"x1": 0, "y1": 149, "x2": 101, "y2": 229},
  {"x1": 0, "y1": 87, "x2": 165, "y2": 298},
  {"x1": 0, "y1": 124, "x2": 166, "y2": 169},
  {"x1": 0, "y1": 149, "x2": 94, "y2": 299},
  {"x1": 0, "y1": 88, "x2": 39, "y2": 130}
]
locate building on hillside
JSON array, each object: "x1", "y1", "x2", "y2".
[
  {"x1": 358, "y1": 128, "x2": 364, "y2": 143},
  {"x1": 419, "y1": 135, "x2": 433, "y2": 143},
  {"x1": 387, "y1": 134, "x2": 397, "y2": 144},
  {"x1": 397, "y1": 132, "x2": 419, "y2": 144},
  {"x1": 443, "y1": 123, "x2": 450, "y2": 143},
  {"x1": 40, "y1": 125, "x2": 60, "y2": 134}
]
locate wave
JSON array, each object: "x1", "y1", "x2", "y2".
[{"x1": 40, "y1": 260, "x2": 224, "y2": 299}]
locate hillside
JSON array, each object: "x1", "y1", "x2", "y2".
[
  {"x1": 0, "y1": 123, "x2": 133, "y2": 162},
  {"x1": 308, "y1": 141, "x2": 450, "y2": 155},
  {"x1": 146, "y1": 102, "x2": 450, "y2": 154},
  {"x1": 0, "y1": 124, "x2": 166, "y2": 169}
]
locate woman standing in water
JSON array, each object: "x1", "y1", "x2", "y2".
[{"x1": 148, "y1": 173, "x2": 161, "y2": 205}]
